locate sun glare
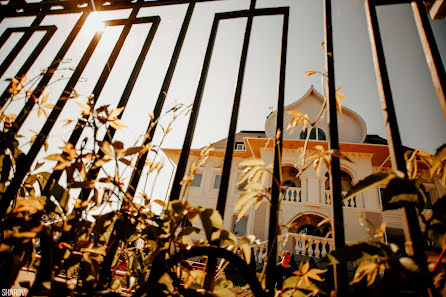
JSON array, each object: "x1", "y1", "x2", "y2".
[{"x1": 85, "y1": 12, "x2": 106, "y2": 34}]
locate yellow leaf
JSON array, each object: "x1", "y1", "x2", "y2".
[
  {"x1": 77, "y1": 102, "x2": 91, "y2": 115},
  {"x1": 335, "y1": 87, "x2": 348, "y2": 113},
  {"x1": 350, "y1": 261, "x2": 378, "y2": 287},
  {"x1": 13, "y1": 198, "x2": 44, "y2": 214},
  {"x1": 239, "y1": 157, "x2": 264, "y2": 167},
  {"x1": 54, "y1": 161, "x2": 71, "y2": 171},
  {"x1": 306, "y1": 268, "x2": 327, "y2": 282},
  {"x1": 61, "y1": 142, "x2": 76, "y2": 159},
  {"x1": 109, "y1": 119, "x2": 127, "y2": 130},
  {"x1": 26, "y1": 89, "x2": 34, "y2": 99},
  {"x1": 45, "y1": 154, "x2": 66, "y2": 162},
  {"x1": 153, "y1": 199, "x2": 166, "y2": 207},
  {"x1": 40, "y1": 92, "x2": 49, "y2": 105},
  {"x1": 100, "y1": 141, "x2": 114, "y2": 157},
  {"x1": 109, "y1": 106, "x2": 124, "y2": 119},
  {"x1": 240, "y1": 244, "x2": 251, "y2": 264},
  {"x1": 304, "y1": 70, "x2": 317, "y2": 78},
  {"x1": 301, "y1": 262, "x2": 310, "y2": 274}
]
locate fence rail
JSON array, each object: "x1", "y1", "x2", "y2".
[{"x1": 0, "y1": 0, "x2": 445, "y2": 295}]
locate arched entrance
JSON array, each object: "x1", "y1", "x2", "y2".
[
  {"x1": 288, "y1": 212, "x2": 331, "y2": 237},
  {"x1": 286, "y1": 212, "x2": 332, "y2": 258}
]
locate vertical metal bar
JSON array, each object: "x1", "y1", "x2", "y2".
[
  {"x1": 169, "y1": 14, "x2": 220, "y2": 201},
  {"x1": 265, "y1": 9, "x2": 288, "y2": 294},
  {"x1": 77, "y1": 16, "x2": 160, "y2": 201},
  {"x1": 7, "y1": 11, "x2": 90, "y2": 134},
  {"x1": 0, "y1": 26, "x2": 56, "y2": 108},
  {"x1": 127, "y1": 1, "x2": 195, "y2": 197},
  {"x1": 324, "y1": 0, "x2": 347, "y2": 295},
  {"x1": 0, "y1": 32, "x2": 103, "y2": 218},
  {"x1": 365, "y1": 1, "x2": 429, "y2": 296},
  {"x1": 411, "y1": 0, "x2": 446, "y2": 120},
  {"x1": 216, "y1": 0, "x2": 256, "y2": 218},
  {"x1": 0, "y1": 13, "x2": 45, "y2": 78}
]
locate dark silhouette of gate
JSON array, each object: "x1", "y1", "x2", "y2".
[{"x1": 0, "y1": 0, "x2": 445, "y2": 296}]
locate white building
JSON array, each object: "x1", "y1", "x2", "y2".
[{"x1": 164, "y1": 86, "x2": 444, "y2": 259}]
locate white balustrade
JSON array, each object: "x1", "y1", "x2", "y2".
[
  {"x1": 325, "y1": 190, "x2": 359, "y2": 208},
  {"x1": 252, "y1": 241, "x2": 268, "y2": 262},
  {"x1": 324, "y1": 190, "x2": 332, "y2": 205},
  {"x1": 251, "y1": 233, "x2": 334, "y2": 262},
  {"x1": 282, "y1": 187, "x2": 302, "y2": 203}
]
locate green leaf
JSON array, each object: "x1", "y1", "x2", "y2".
[{"x1": 343, "y1": 172, "x2": 395, "y2": 201}]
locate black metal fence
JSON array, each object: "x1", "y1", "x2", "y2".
[{"x1": 0, "y1": 0, "x2": 445, "y2": 295}]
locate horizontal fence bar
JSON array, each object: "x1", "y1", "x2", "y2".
[{"x1": 0, "y1": 0, "x2": 224, "y2": 17}]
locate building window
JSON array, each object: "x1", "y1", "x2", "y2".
[
  {"x1": 235, "y1": 142, "x2": 246, "y2": 150},
  {"x1": 190, "y1": 173, "x2": 202, "y2": 187},
  {"x1": 232, "y1": 216, "x2": 248, "y2": 236},
  {"x1": 325, "y1": 170, "x2": 352, "y2": 192},
  {"x1": 300, "y1": 128, "x2": 326, "y2": 141},
  {"x1": 213, "y1": 174, "x2": 221, "y2": 189},
  {"x1": 379, "y1": 187, "x2": 385, "y2": 200}
]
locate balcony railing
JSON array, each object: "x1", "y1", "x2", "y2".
[
  {"x1": 252, "y1": 233, "x2": 334, "y2": 262},
  {"x1": 282, "y1": 187, "x2": 302, "y2": 202},
  {"x1": 325, "y1": 190, "x2": 358, "y2": 208},
  {"x1": 282, "y1": 187, "x2": 360, "y2": 208}
]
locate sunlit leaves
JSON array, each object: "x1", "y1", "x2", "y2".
[
  {"x1": 430, "y1": 144, "x2": 446, "y2": 187},
  {"x1": 235, "y1": 157, "x2": 272, "y2": 219},
  {"x1": 343, "y1": 172, "x2": 396, "y2": 202},
  {"x1": 287, "y1": 111, "x2": 309, "y2": 135},
  {"x1": 281, "y1": 262, "x2": 326, "y2": 296},
  {"x1": 8, "y1": 76, "x2": 26, "y2": 98},
  {"x1": 296, "y1": 262, "x2": 327, "y2": 287},
  {"x1": 36, "y1": 92, "x2": 54, "y2": 118},
  {"x1": 307, "y1": 145, "x2": 352, "y2": 176},
  {"x1": 335, "y1": 87, "x2": 348, "y2": 113},
  {"x1": 13, "y1": 196, "x2": 45, "y2": 214},
  {"x1": 350, "y1": 261, "x2": 380, "y2": 287},
  {"x1": 304, "y1": 70, "x2": 318, "y2": 78}
]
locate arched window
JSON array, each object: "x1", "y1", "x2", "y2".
[
  {"x1": 325, "y1": 170, "x2": 353, "y2": 192},
  {"x1": 299, "y1": 128, "x2": 326, "y2": 140},
  {"x1": 318, "y1": 128, "x2": 326, "y2": 140},
  {"x1": 282, "y1": 166, "x2": 301, "y2": 188},
  {"x1": 297, "y1": 224, "x2": 323, "y2": 237}
]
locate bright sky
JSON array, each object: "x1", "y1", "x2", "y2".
[{"x1": 1, "y1": 0, "x2": 445, "y2": 206}]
